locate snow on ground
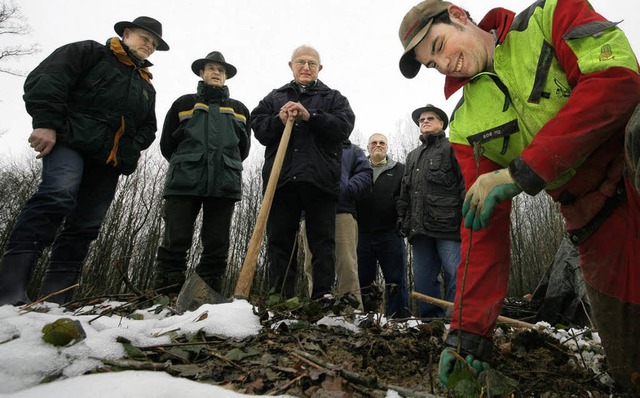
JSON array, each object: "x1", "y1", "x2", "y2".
[{"x1": 0, "y1": 298, "x2": 610, "y2": 397}]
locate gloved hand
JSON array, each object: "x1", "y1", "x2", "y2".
[
  {"x1": 462, "y1": 168, "x2": 522, "y2": 231},
  {"x1": 438, "y1": 347, "x2": 491, "y2": 386},
  {"x1": 396, "y1": 217, "x2": 405, "y2": 237}
]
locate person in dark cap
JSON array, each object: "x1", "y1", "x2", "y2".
[
  {"x1": 152, "y1": 51, "x2": 250, "y2": 296},
  {"x1": 0, "y1": 16, "x2": 169, "y2": 306},
  {"x1": 397, "y1": 0, "x2": 640, "y2": 391},
  {"x1": 397, "y1": 103, "x2": 464, "y2": 319}
]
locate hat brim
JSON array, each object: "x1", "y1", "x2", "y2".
[
  {"x1": 412, "y1": 105, "x2": 449, "y2": 130},
  {"x1": 114, "y1": 21, "x2": 170, "y2": 51},
  {"x1": 191, "y1": 59, "x2": 237, "y2": 79},
  {"x1": 398, "y1": 19, "x2": 434, "y2": 79}
]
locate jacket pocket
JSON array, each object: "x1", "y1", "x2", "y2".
[
  {"x1": 426, "y1": 153, "x2": 455, "y2": 187},
  {"x1": 166, "y1": 153, "x2": 204, "y2": 191},
  {"x1": 220, "y1": 154, "x2": 243, "y2": 194},
  {"x1": 64, "y1": 112, "x2": 116, "y2": 156},
  {"x1": 424, "y1": 194, "x2": 461, "y2": 231}
]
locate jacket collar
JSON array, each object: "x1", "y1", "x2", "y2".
[
  {"x1": 419, "y1": 129, "x2": 446, "y2": 144},
  {"x1": 277, "y1": 79, "x2": 330, "y2": 94},
  {"x1": 197, "y1": 81, "x2": 229, "y2": 101},
  {"x1": 108, "y1": 37, "x2": 153, "y2": 82},
  {"x1": 443, "y1": 7, "x2": 515, "y2": 98}
]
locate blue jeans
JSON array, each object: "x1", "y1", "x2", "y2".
[
  {"x1": 5, "y1": 143, "x2": 120, "y2": 272},
  {"x1": 411, "y1": 235, "x2": 460, "y2": 318},
  {"x1": 357, "y1": 229, "x2": 409, "y2": 318}
]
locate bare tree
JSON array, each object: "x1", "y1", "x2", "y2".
[{"x1": 0, "y1": 1, "x2": 39, "y2": 76}]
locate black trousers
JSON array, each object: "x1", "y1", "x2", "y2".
[
  {"x1": 267, "y1": 182, "x2": 336, "y2": 299},
  {"x1": 155, "y1": 196, "x2": 235, "y2": 281}
]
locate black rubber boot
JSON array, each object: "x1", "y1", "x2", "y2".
[
  {"x1": 39, "y1": 269, "x2": 81, "y2": 305},
  {"x1": 0, "y1": 252, "x2": 37, "y2": 306},
  {"x1": 152, "y1": 271, "x2": 186, "y2": 297}
]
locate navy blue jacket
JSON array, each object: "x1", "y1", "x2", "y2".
[{"x1": 337, "y1": 141, "x2": 372, "y2": 215}]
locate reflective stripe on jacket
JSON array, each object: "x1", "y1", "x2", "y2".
[{"x1": 160, "y1": 82, "x2": 250, "y2": 200}]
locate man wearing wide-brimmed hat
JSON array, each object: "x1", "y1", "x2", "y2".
[
  {"x1": 397, "y1": 0, "x2": 640, "y2": 391},
  {"x1": 397, "y1": 103, "x2": 464, "y2": 321},
  {"x1": 152, "y1": 51, "x2": 250, "y2": 296},
  {"x1": 0, "y1": 16, "x2": 169, "y2": 307}
]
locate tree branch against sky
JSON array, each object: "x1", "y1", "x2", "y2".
[{"x1": 0, "y1": 0, "x2": 39, "y2": 77}]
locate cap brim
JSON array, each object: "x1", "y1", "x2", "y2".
[{"x1": 399, "y1": 51, "x2": 421, "y2": 79}]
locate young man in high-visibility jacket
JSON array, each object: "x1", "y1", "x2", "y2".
[{"x1": 398, "y1": 0, "x2": 640, "y2": 391}]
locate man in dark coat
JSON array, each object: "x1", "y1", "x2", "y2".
[
  {"x1": 153, "y1": 51, "x2": 251, "y2": 295},
  {"x1": 398, "y1": 104, "x2": 465, "y2": 319},
  {"x1": 0, "y1": 16, "x2": 169, "y2": 306},
  {"x1": 251, "y1": 45, "x2": 355, "y2": 299},
  {"x1": 356, "y1": 133, "x2": 409, "y2": 318}
]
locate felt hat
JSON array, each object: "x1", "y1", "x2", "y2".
[
  {"x1": 411, "y1": 104, "x2": 449, "y2": 130},
  {"x1": 114, "y1": 16, "x2": 169, "y2": 51},
  {"x1": 191, "y1": 51, "x2": 237, "y2": 79}
]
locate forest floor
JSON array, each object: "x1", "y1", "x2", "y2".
[{"x1": 72, "y1": 292, "x2": 639, "y2": 398}]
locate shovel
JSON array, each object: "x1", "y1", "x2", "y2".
[{"x1": 234, "y1": 118, "x2": 294, "y2": 299}]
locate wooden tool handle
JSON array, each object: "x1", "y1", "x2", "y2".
[{"x1": 234, "y1": 118, "x2": 294, "y2": 299}]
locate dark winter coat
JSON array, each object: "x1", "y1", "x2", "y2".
[
  {"x1": 251, "y1": 80, "x2": 355, "y2": 197},
  {"x1": 337, "y1": 141, "x2": 372, "y2": 216},
  {"x1": 160, "y1": 82, "x2": 250, "y2": 200},
  {"x1": 356, "y1": 156, "x2": 405, "y2": 234},
  {"x1": 398, "y1": 131, "x2": 465, "y2": 241},
  {"x1": 23, "y1": 38, "x2": 158, "y2": 175}
]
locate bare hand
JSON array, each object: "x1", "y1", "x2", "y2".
[
  {"x1": 279, "y1": 101, "x2": 310, "y2": 124},
  {"x1": 28, "y1": 128, "x2": 57, "y2": 159}
]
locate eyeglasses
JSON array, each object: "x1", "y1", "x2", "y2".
[
  {"x1": 293, "y1": 59, "x2": 319, "y2": 68},
  {"x1": 418, "y1": 116, "x2": 439, "y2": 124},
  {"x1": 369, "y1": 141, "x2": 387, "y2": 146}
]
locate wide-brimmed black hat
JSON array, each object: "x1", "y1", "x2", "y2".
[
  {"x1": 191, "y1": 51, "x2": 237, "y2": 79},
  {"x1": 411, "y1": 104, "x2": 449, "y2": 130},
  {"x1": 114, "y1": 16, "x2": 169, "y2": 51}
]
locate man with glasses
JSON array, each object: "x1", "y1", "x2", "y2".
[
  {"x1": 0, "y1": 17, "x2": 169, "y2": 306},
  {"x1": 252, "y1": 45, "x2": 355, "y2": 299},
  {"x1": 398, "y1": 0, "x2": 640, "y2": 390},
  {"x1": 398, "y1": 104, "x2": 465, "y2": 319},
  {"x1": 356, "y1": 133, "x2": 409, "y2": 318}
]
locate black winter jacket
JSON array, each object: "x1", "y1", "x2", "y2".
[
  {"x1": 356, "y1": 156, "x2": 405, "y2": 234},
  {"x1": 251, "y1": 80, "x2": 355, "y2": 197},
  {"x1": 23, "y1": 38, "x2": 157, "y2": 175},
  {"x1": 159, "y1": 82, "x2": 251, "y2": 200},
  {"x1": 398, "y1": 131, "x2": 465, "y2": 241}
]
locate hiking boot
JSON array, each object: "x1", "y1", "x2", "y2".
[{"x1": 152, "y1": 272, "x2": 185, "y2": 296}]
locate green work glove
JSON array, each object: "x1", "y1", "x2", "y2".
[
  {"x1": 462, "y1": 168, "x2": 522, "y2": 231},
  {"x1": 438, "y1": 347, "x2": 491, "y2": 386}
]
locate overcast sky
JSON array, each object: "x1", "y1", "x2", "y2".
[{"x1": 0, "y1": 0, "x2": 638, "y2": 158}]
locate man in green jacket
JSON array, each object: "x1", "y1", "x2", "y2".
[
  {"x1": 153, "y1": 51, "x2": 251, "y2": 295},
  {"x1": 0, "y1": 16, "x2": 169, "y2": 306}
]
